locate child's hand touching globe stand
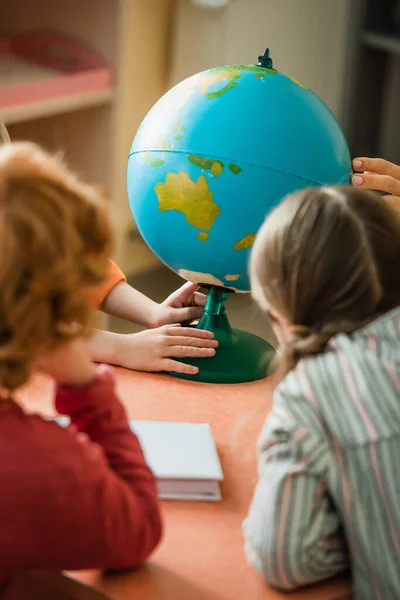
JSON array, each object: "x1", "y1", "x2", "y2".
[
  {"x1": 127, "y1": 49, "x2": 352, "y2": 383},
  {"x1": 169, "y1": 286, "x2": 274, "y2": 383}
]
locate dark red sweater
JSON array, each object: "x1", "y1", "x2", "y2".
[{"x1": 0, "y1": 365, "x2": 162, "y2": 579}]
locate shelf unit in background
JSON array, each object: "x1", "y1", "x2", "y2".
[
  {"x1": 0, "y1": 0, "x2": 172, "y2": 276},
  {"x1": 347, "y1": 0, "x2": 400, "y2": 164},
  {"x1": 3, "y1": 87, "x2": 116, "y2": 126},
  {"x1": 362, "y1": 30, "x2": 400, "y2": 55}
]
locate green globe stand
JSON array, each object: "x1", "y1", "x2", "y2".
[{"x1": 172, "y1": 286, "x2": 276, "y2": 384}]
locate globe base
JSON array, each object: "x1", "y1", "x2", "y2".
[{"x1": 168, "y1": 287, "x2": 276, "y2": 384}]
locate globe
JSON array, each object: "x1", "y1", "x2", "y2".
[
  {"x1": 127, "y1": 50, "x2": 351, "y2": 294},
  {"x1": 126, "y1": 49, "x2": 352, "y2": 384}
]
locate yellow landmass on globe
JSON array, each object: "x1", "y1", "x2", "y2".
[
  {"x1": 156, "y1": 136, "x2": 174, "y2": 151},
  {"x1": 178, "y1": 269, "x2": 244, "y2": 292},
  {"x1": 188, "y1": 155, "x2": 242, "y2": 177},
  {"x1": 194, "y1": 69, "x2": 242, "y2": 99},
  {"x1": 197, "y1": 69, "x2": 240, "y2": 95},
  {"x1": 288, "y1": 76, "x2": 307, "y2": 89},
  {"x1": 172, "y1": 117, "x2": 187, "y2": 138},
  {"x1": 145, "y1": 155, "x2": 165, "y2": 167},
  {"x1": 233, "y1": 233, "x2": 256, "y2": 250},
  {"x1": 211, "y1": 162, "x2": 223, "y2": 176},
  {"x1": 228, "y1": 163, "x2": 242, "y2": 175},
  {"x1": 224, "y1": 274, "x2": 241, "y2": 281},
  {"x1": 197, "y1": 232, "x2": 209, "y2": 242},
  {"x1": 194, "y1": 66, "x2": 278, "y2": 99},
  {"x1": 155, "y1": 172, "x2": 221, "y2": 231},
  {"x1": 167, "y1": 67, "x2": 279, "y2": 122},
  {"x1": 188, "y1": 154, "x2": 224, "y2": 177}
]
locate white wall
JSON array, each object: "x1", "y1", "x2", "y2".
[{"x1": 170, "y1": 0, "x2": 361, "y2": 126}]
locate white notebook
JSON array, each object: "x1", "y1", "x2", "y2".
[
  {"x1": 130, "y1": 420, "x2": 224, "y2": 502},
  {"x1": 51, "y1": 417, "x2": 224, "y2": 501}
]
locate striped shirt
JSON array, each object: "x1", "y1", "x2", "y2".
[{"x1": 243, "y1": 307, "x2": 400, "y2": 599}]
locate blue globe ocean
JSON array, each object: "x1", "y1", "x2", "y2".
[{"x1": 127, "y1": 60, "x2": 351, "y2": 292}]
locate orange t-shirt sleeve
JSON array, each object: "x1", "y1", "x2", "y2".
[{"x1": 88, "y1": 260, "x2": 126, "y2": 308}]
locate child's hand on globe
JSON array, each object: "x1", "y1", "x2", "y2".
[
  {"x1": 111, "y1": 325, "x2": 218, "y2": 375},
  {"x1": 352, "y1": 157, "x2": 400, "y2": 207},
  {"x1": 151, "y1": 282, "x2": 207, "y2": 328}
]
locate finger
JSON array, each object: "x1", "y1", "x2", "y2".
[
  {"x1": 193, "y1": 291, "x2": 207, "y2": 307},
  {"x1": 162, "y1": 359, "x2": 199, "y2": 375},
  {"x1": 173, "y1": 306, "x2": 205, "y2": 323},
  {"x1": 166, "y1": 326, "x2": 215, "y2": 339},
  {"x1": 382, "y1": 195, "x2": 400, "y2": 212},
  {"x1": 383, "y1": 195, "x2": 400, "y2": 202},
  {"x1": 166, "y1": 346, "x2": 216, "y2": 358},
  {"x1": 352, "y1": 172, "x2": 400, "y2": 197},
  {"x1": 165, "y1": 335, "x2": 218, "y2": 348},
  {"x1": 174, "y1": 282, "x2": 200, "y2": 303},
  {"x1": 352, "y1": 157, "x2": 400, "y2": 179},
  {"x1": 180, "y1": 282, "x2": 200, "y2": 293}
]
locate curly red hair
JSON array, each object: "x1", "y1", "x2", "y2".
[{"x1": 0, "y1": 142, "x2": 113, "y2": 390}]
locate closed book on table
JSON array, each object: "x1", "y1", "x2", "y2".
[{"x1": 130, "y1": 420, "x2": 224, "y2": 501}]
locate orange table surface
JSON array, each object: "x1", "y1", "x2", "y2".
[{"x1": 18, "y1": 368, "x2": 352, "y2": 600}]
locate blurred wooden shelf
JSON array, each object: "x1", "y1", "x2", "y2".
[
  {"x1": 0, "y1": 35, "x2": 114, "y2": 125},
  {"x1": 2, "y1": 89, "x2": 115, "y2": 125}
]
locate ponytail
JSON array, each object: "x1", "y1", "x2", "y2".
[{"x1": 278, "y1": 319, "x2": 373, "y2": 376}]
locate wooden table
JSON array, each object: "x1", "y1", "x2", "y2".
[{"x1": 17, "y1": 368, "x2": 352, "y2": 600}]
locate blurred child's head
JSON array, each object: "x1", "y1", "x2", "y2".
[
  {"x1": 250, "y1": 186, "x2": 400, "y2": 377},
  {"x1": 0, "y1": 142, "x2": 113, "y2": 390}
]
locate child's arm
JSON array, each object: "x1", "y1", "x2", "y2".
[
  {"x1": 101, "y1": 279, "x2": 206, "y2": 329},
  {"x1": 89, "y1": 262, "x2": 217, "y2": 375},
  {"x1": 6, "y1": 342, "x2": 162, "y2": 571},
  {"x1": 243, "y1": 383, "x2": 348, "y2": 591},
  {"x1": 91, "y1": 260, "x2": 206, "y2": 328},
  {"x1": 51, "y1": 365, "x2": 162, "y2": 569}
]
